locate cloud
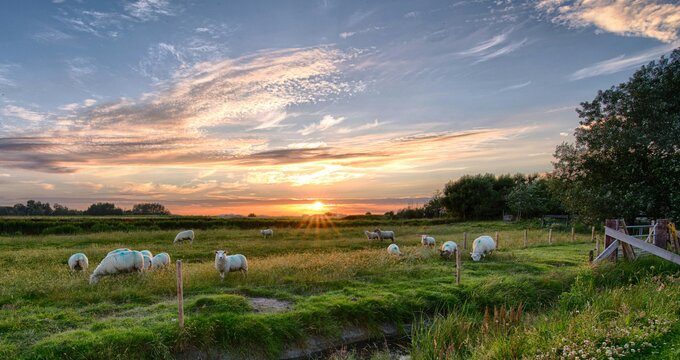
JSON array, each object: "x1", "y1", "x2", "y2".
[
  {"x1": 337, "y1": 119, "x2": 385, "y2": 134},
  {"x1": 496, "y1": 81, "x2": 531, "y2": 93},
  {"x1": 569, "y1": 42, "x2": 677, "y2": 80},
  {"x1": 404, "y1": 11, "x2": 419, "y2": 19},
  {"x1": 299, "y1": 115, "x2": 346, "y2": 135},
  {"x1": 536, "y1": 0, "x2": 680, "y2": 43},
  {"x1": 339, "y1": 26, "x2": 385, "y2": 39},
  {"x1": 124, "y1": 0, "x2": 177, "y2": 21},
  {"x1": 2, "y1": 105, "x2": 46, "y2": 122},
  {"x1": 458, "y1": 32, "x2": 510, "y2": 56},
  {"x1": 0, "y1": 46, "x2": 364, "y2": 172},
  {"x1": 0, "y1": 64, "x2": 17, "y2": 87},
  {"x1": 31, "y1": 28, "x2": 73, "y2": 42},
  {"x1": 458, "y1": 29, "x2": 527, "y2": 64},
  {"x1": 66, "y1": 57, "x2": 96, "y2": 85},
  {"x1": 287, "y1": 142, "x2": 327, "y2": 149}
]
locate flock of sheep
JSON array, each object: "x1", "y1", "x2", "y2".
[
  {"x1": 365, "y1": 228, "x2": 497, "y2": 261},
  {"x1": 66, "y1": 227, "x2": 497, "y2": 284}
]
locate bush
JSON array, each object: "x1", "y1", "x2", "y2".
[{"x1": 41, "y1": 225, "x2": 82, "y2": 235}]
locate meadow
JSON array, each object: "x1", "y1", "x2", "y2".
[{"x1": 0, "y1": 219, "x2": 678, "y2": 359}]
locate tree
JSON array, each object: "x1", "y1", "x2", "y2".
[
  {"x1": 247, "y1": 213, "x2": 256, "y2": 217},
  {"x1": 85, "y1": 202, "x2": 123, "y2": 216},
  {"x1": 131, "y1": 203, "x2": 170, "y2": 215},
  {"x1": 552, "y1": 48, "x2": 680, "y2": 223}
]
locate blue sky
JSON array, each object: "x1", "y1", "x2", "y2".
[{"x1": 1, "y1": 0, "x2": 679, "y2": 215}]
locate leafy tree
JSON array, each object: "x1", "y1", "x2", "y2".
[
  {"x1": 131, "y1": 203, "x2": 170, "y2": 215},
  {"x1": 442, "y1": 174, "x2": 504, "y2": 220},
  {"x1": 85, "y1": 202, "x2": 123, "y2": 216},
  {"x1": 247, "y1": 213, "x2": 256, "y2": 217},
  {"x1": 552, "y1": 48, "x2": 680, "y2": 223}
]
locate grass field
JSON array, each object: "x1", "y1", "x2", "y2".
[{"x1": 0, "y1": 220, "x2": 677, "y2": 359}]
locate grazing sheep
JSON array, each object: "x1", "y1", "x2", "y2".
[
  {"x1": 174, "y1": 230, "x2": 194, "y2": 245},
  {"x1": 107, "y1": 248, "x2": 130, "y2": 257},
  {"x1": 142, "y1": 254, "x2": 153, "y2": 271},
  {"x1": 214, "y1": 250, "x2": 248, "y2": 281},
  {"x1": 68, "y1": 253, "x2": 89, "y2": 271},
  {"x1": 364, "y1": 230, "x2": 380, "y2": 241},
  {"x1": 140, "y1": 250, "x2": 153, "y2": 259},
  {"x1": 387, "y1": 243, "x2": 401, "y2": 256},
  {"x1": 374, "y1": 228, "x2": 396, "y2": 243},
  {"x1": 90, "y1": 250, "x2": 144, "y2": 284},
  {"x1": 439, "y1": 241, "x2": 458, "y2": 261},
  {"x1": 470, "y1": 235, "x2": 496, "y2": 262},
  {"x1": 260, "y1": 229, "x2": 274, "y2": 238},
  {"x1": 421, "y1": 235, "x2": 436, "y2": 247},
  {"x1": 151, "y1": 252, "x2": 171, "y2": 270}
]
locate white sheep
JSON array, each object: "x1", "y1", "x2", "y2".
[
  {"x1": 421, "y1": 235, "x2": 436, "y2": 247},
  {"x1": 471, "y1": 235, "x2": 496, "y2": 261},
  {"x1": 387, "y1": 243, "x2": 401, "y2": 256},
  {"x1": 142, "y1": 254, "x2": 153, "y2": 271},
  {"x1": 439, "y1": 241, "x2": 458, "y2": 261},
  {"x1": 214, "y1": 250, "x2": 248, "y2": 281},
  {"x1": 260, "y1": 229, "x2": 274, "y2": 238},
  {"x1": 151, "y1": 252, "x2": 171, "y2": 270},
  {"x1": 174, "y1": 230, "x2": 194, "y2": 245},
  {"x1": 107, "y1": 248, "x2": 130, "y2": 257},
  {"x1": 374, "y1": 228, "x2": 396, "y2": 243},
  {"x1": 90, "y1": 250, "x2": 144, "y2": 284},
  {"x1": 140, "y1": 250, "x2": 153, "y2": 259},
  {"x1": 68, "y1": 253, "x2": 89, "y2": 271},
  {"x1": 364, "y1": 230, "x2": 380, "y2": 241}
]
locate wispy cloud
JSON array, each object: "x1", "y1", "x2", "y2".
[
  {"x1": 31, "y1": 27, "x2": 73, "y2": 42},
  {"x1": 536, "y1": 0, "x2": 680, "y2": 43},
  {"x1": 0, "y1": 64, "x2": 17, "y2": 87},
  {"x1": 496, "y1": 80, "x2": 531, "y2": 93},
  {"x1": 299, "y1": 115, "x2": 346, "y2": 135},
  {"x1": 337, "y1": 119, "x2": 385, "y2": 134},
  {"x1": 0, "y1": 47, "x2": 364, "y2": 172},
  {"x1": 339, "y1": 26, "x2": 385, "y2": 39},
  {"x1": 458, "y1": 29, "x2": 527, "y2": 64},
  {"x1": 124, "y1": 0, "x2": 177, "y2": 21},
  {"x1": 473, "y1": 38, "x2": 527, "y2": 64},
  {"x1": 569, "y1": 42, "x2": 678, "y2": 80},
  {"x1": 2, "y1": 105, "x2": 46, "y2": 122}
]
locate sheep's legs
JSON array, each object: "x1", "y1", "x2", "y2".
[{"x1": 220, "y1": 272, "x2": 224, "y2": 281}]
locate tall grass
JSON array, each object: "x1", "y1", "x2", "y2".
[{"x1": 0, "y1": 221, "x2": 601, "y2": 359}]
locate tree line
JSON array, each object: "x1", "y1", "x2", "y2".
[
  {"x1": 393, "y1": 48, "x2": 680, "y2": 224},
  {"x1": 0, "y1": 201, "x2": 171, "y2": 216}
]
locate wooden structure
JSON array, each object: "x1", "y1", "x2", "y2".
[{"x1": 594, "y1": 219, "x2": 680, "y2": 266}]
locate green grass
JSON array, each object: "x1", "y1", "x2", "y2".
[
  {"x1": 0, "y1": 220, "x2": 643, "y2": 359},
  {"x1": 409, "y1": 256, "x2": 680, "y2": 359}
]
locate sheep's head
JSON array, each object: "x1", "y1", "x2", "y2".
[
  {"x1": 215, "y1": 250, "x2": 227, "y2": 260},
  {"x1": 471, "y1": 252, "x2": 482, "y2": 261},
  {"x1": 440, "y1": 250, "x2": 451, "y2": 258}
]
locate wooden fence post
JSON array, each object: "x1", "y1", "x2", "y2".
[
  {"x1": 595, "y1": 235, "x2": 600, "y2": 255},
  {"x1": 656, "y1": 219, "x2": 670, "y2": 250},
  {"x1": 495, "y1": 231, "x2": 499, "y2": 248},
  {"x1": 591, "y1": 226, "x2": 595, "y2": 242},
  {"x1": 571, "y1": 227, "x2": 575, "y2": 242},
  {"x1": 604, "y1": 219, "x2": 619, "y2": 261},
  {"x1": 455, "y1": 249, "x2": 461, "y2": 286},
  {"x1": 523, "y1": 229, "x2": 528, "y2": 248},
  {"x1": 176, "y1": 260, "x2": 184, "y2": 329},
  {"x1": 548, "y1": 228, "x2": 553, "y2": 245},
  {"x1": 463, "y1": 232, "x2": 468, "y2": 250},
  {"x1": 588, "y1": 250, "x2": 594, "y2": 263}
]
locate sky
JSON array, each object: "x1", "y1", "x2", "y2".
[{"x1": 0, "y1": 0, "x2": 679, "y2": 216}]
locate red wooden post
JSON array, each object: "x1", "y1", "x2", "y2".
[{"x1": 656, "y1": 219, "x2": 670, "y2": 250}]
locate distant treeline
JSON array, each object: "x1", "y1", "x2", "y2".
[
  {"x1": 389, "y1": 173, "x2": 564, "y2": 221},
  {"x1": 0, "y1": 216, "x2": 456, "y2": 236},
  {"x1": 0, "y1": 201, "x2": 170, "y2": 216}
]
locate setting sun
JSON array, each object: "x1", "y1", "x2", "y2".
[{"x1": 309, "y1": 201, "x2": 326, "y2": 212}]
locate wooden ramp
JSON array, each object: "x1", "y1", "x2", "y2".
[{"x1": 594, "y1": 227, "x2": 680, "y2": 266}]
